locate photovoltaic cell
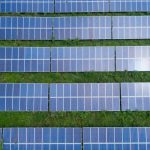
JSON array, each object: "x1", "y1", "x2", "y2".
[
  {"x1": 121, "y1": 83, "x2": 150, "y2": 111},
  {"x1": 112, "y1": 16, "x2": 150, "y2": 39},
  {"x1": 50, "y1": 83, "x2": 120, "y2": 111},
  {"x1": 3, "y1": 128, "x2": 81, "y2": 150},
  {"x1": 0, "y1": 17, "x2": 53, "y2": 40},
  {"x1": 55, "y1": 0, "x2": 109, "y2": 13},
  {"x1": 83, "y1": 127, "x2": 150, "y2": 150},
  {"x1": 53, "y1": 16, "x2": 111, "y2": 40},
  {"x1": 0, "y1": 0, "x2": 54, "y2": 13},
  {"x1": 0, "y1": 47, "x2": 50, "y2": 72},
  {"x1": 110, "y1": 0, "x2": 150, "y2": 12},
  {"x1": 51, "y1": 46, "x2": 115, "y2": 72},
  {"x1": 116, "y1": 46, "x2": 150, "y2": 71},
  {"x1": 0, "y1": 83, "x2": 48, "y2": 111}
]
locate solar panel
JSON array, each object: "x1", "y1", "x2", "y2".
[
  {"x1": 55, "y1": 0, "x2": 109, "y2": 13},
  {"x1": 51, "y1": 46, "x2": 115, "y2": 72},
  {"x1": 53, "y1": 16, "x2": 111, "y2": 40},
  {"x1": 110, "y1": 0, "x2": 150, "y2": 12},
  {"x1": 121, "y1": 83, "x2": 150, "y2": 111},
  {"x1": 0, "y1": 17, "x2": 53, "y2": 40},
  {"x1": 3, "y1": 128, "x2": 81, "y2": 150},
  {"x1": 116, "y1": 46, "x2": 150, "y2": 71},
  {"x1": 112, "y1": 16, "x2": 150, "y2": 39},
  {"x1": 0, "y1": 83, "x2": 48, "y2": 111},
  {"x1": 0, "y1": 47, "x2": 50, "y2": 72},
  {"x1": 50, "y1": 83, "x2": 120, "y2": 111},
  {"x1": 0, "y1": 0, "x2": 54, "y2": 13},
  {"x1": 83, "y1": 127, "x2": 150, "y2": 150}
]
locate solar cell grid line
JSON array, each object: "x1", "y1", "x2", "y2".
[
  {"x1": 110, "y1": 0, "x2": 150, "y2": 12},
  {"x1": 0, "y1": 83, "x2": 48, "y2": 111},
  {"x1": 50, "y1": 83, "x2": 120, "y2": 112},
  {"x1": 112, "y1": 16, "x2": 150, "y2": 39},
  {"x1": 55, "y1": 0, "x2": 109, "y2": 13},
  {"x1": 51, "y1": 46, "x2": 115, "y2": 72},
  {"x1": 53, "y1": 16, "x2": 111, "y2": 40},
  {"x1": 0, "y1": 47, "x2": 51, "y2": 72},
  {"x1": 83, "y1": 127, "x2": 150, "y2": 150},
  {"x1": 0, "y1": 0, "x2": 54, "y2": 13},
  {"x1": 3, "y1": 128, "x2": 82, "y2": 150},
  {"x1": 116, "y1": 46, "x2": 150, "y2": 71},
  {"x1": 121, "y1": 83, "x2": 150, "y2": 111},
  {"x1": 0, "y1": 17, "x2": 53, "y2": 40}
]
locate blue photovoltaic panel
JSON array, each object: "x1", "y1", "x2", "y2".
[
  {"x1": 0, "y1": 0, "x2": 54, "y2": 13},
  {"x1": 0, "y1": 83, "x2": 48, "y2": 111},
  {"x1": 0, "y1": 17, "x2": 53, "y2": 40},
  {"x1": 55, "y1": 0, "x2": 109, "y2": 13},
  {"x1": 121, "y1": 83, "x2": 150, "y2": 111},
  {"x1": 110, "y1": 0, "x2": 150, "y2": 12},
  {"x1": 51, "y1": 46, "x2": 115, "y2": 72},
  {"x1": 112, "y1": 16, "x2": 150, "y2": 39},
  {"x1": 83, "y1": 127, "x2": 150, "y2": 150},
  {"x1": 53, "y1": 16, "x2": 111, "y2": 40},
  {"x1": 3, "y1": 128, "x2": 81, "y2": 150},
  {"x1": 116, "y1": 46, "x2": 150, "y2": 71},
  {"x1": 50, "y1": 83, "x2": 120, "y2": 111},
  {"x1": 0, "y1": 47, "x2": 50, "y2": 72}
]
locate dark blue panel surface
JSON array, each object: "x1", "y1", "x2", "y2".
[
  {"x1": 110, "y1": 0, "x2": 150, "y2": 12},
  {"x1": 0, "y1": 83, "x2": 48, "y2": 111},
  {"x1": 83, "y1": 127, "x2": 150, "y2": 150},
  {"x1": 0, "y1": 17, "x2": 53, "y2": 40},
  {"x1": 121, "y1": 83, "x2": 150, "y2": 111},
  {"x1": 0, "y1": 47, "x2": 50, "y2": 72},
  {"x1": 51, "y1": 46, "x2": 115, "y2": 72},
  {"x1": 112, "y1": 16, "x2": 150, "y2": 39},
  {"x1": 0, "y1": 0, "x2": 54, "y2": 13},
  {"x1": 50, "y1": 83, "x2": 120, "y2": 111},
  {"x1": 55, "y1": 0, "x2": 109, "y2": 13},
  {"x1": 116, "y1": 46, "x2": 150, "y2": 71},
  {"x1": 3, "y1": 128, "x2": 81, "y2": 150},
  {"x1": 53, "y1": 16, "x2": 111, "y2": 40}
]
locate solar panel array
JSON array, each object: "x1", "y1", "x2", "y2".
[
  {"x1": 0, "y1": 17, "x2": 53, "y2": 40},
  {"x1": 121, "y1": 83, "x2": 150, "y2": 111},
  {"x1": 0, "y1": 0, "x2": 54, "y2": 13},
  {"x1": 53, "y1": 16, "x2": 111, "y2": 40},
  {"x1": 51, "y1": 46, "x2": 115, "y2": 72},
  {"x1": 3, "y1": 128, "x2": 81, "y2": 150},
  {"x1": 113, "y1": 16, "x2": 150, "y2": 39},
  {"x1": 1, "y1": 0, "x2": 150, "y2": 13},
  {"x1": 50, "y1": 83, "x2": 120, "y2": 111},
  {"x1": 0, "y1": 47, "x2": 50, "y2": 72},
  {"x1": 83, "y1": 127, "x2": 150, "y2": 150},
  {"x1": 55, "y1": 0, "x2": 109, "y2": 13},
  {"x1": 116, "y1": 46, "x2": 150, "y2": 71},
  {"x1": 0, "y1": 83, "x2": 48, "y2": 111},
  {"x1": 110, "y1": 0, "x2": 150, "y2": 12}
]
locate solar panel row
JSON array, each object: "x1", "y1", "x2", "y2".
[
  {"x1": 83, "y1": 127, "x2": 150, "y2": 150},
  {"x1": 3, "y1": 128, "x2": 81, "y2": 150},
  {"x1": 1, "y1": 83, "x2": 150, "y2": 112},
  {"x1": 1, "y1": 0, "x2": 150, "y2": 13},
  {"x1": 1, "y1": 127, "x2": 150, "y2": 150},
  {"x1": 1, "y1": 16, "x2": 150, "y2": 40},
  {"x1": 0, "y1": 83, "x2": 48, "y2": 111},
  {"x1": 2, "y1": 46, "x2": 150, "y2": 72}
]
